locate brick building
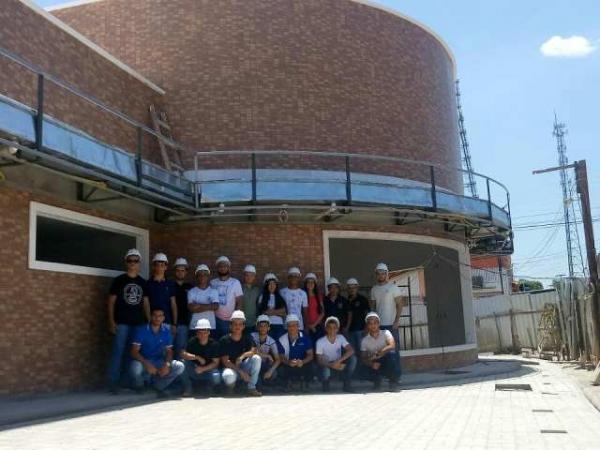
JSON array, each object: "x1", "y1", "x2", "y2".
[{"x1": 0, "y1": 0, "x2": 513, "y2": 394}]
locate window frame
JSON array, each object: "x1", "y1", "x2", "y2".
[{"x1": 28, "y1": 201, "x2": 149, "y2": 278}]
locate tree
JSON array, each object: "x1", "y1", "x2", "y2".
[{"x1": 517, "y1": 279, "x2": 543, "y2": 291}]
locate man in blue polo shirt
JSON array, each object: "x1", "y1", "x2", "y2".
[
  {"x1": 130, "y1": 309, "x2": 184, "y2": 396},
  {"x1": 278, "y1": 314, "x2": 314, "y2": 391},
  {"x1": 147, "y1": 253, "x2": 177, "y2": 338}
]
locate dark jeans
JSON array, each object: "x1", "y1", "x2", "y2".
[
  {"x1": 281, "y1": 362, "x2": 314, "y2": 382},
  {"x1": 360, "y1": 352, "x2": 401, "y2": 383}
]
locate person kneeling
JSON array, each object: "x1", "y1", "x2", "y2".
[
  {"x1": 316, "y1": 316, "x2": 356, "y2": 393},
  {"x1": 278, "y1": 314, "x2": 314, "y2": 392},
  {"x1": 219, "y1": 310, "x2": 262, "y2": 397},
  {"x1": 130, "y1": 309, "x2": 185, "y2": 397},
  {"x1": 251, "y1": 315, "x2": 281, "y2": 390},
  {"x1": 180, "y1": 318, "x2": 221, "y2": 397},
  {"x1": 360, "y1": 312, "x2": 401, "y2": 391}
]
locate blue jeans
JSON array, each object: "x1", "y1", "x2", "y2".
[
  {"x1": 129, "y1": 360, "x2": 185, "y2": 391},
  {"x1": 107, "y1": 324, "x2": 138, "y2": 385},
  {"x1": 181, "y1": 361, "x2": 221, "y2": 391},
  {"x1": 215, "y1": 318, "x2": 230, "y2": 338},
  {"x1": 221, "y1": 354, "x2": 262, "y2": 389},
  {"x1": 381, "y1": 325, "x2": 402, "y2": 377},
  {"x1": 350, "y1": 330, "x2": 364, "y2": 354},
  {"x1": 174, "y1": 325, "x2": 189, "y2": 360},
  {"x1": 319, "y1": 355, "x2": 357, "y2": 382},
  {"x1": 360, "y1": 352, "x2": 401, "y2": 382}
]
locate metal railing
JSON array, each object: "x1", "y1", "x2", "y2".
[
  {"x1": 0, "y1": 44, "x2": 512, "y2": 228},
  {"x1": 192, "y1": 150, "x2": 512, "y2": 225}
]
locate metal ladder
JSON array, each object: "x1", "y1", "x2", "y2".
[{"x1": 149, "y1": 104, "x2": 184, "y2": 173}]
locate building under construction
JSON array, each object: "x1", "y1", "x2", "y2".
[{"x1": 0, "y1": 0, "x2": 513, "y2": 394}]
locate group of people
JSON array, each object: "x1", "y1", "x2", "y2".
[{"x1": 107, "y1": 249, "x2": 408, "y2": 397}]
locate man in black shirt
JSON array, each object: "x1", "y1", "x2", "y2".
[
  {"x1": 219, "y1": 310, "x2": 262, "y2": 396},
  {"x1": 346, "y1": 277, "x2": 371, "y2": 354},
  {"x1": 173, "y1": 257, "x2": 193, "y2": 359},
  {"x1": 323, "y1": 277, "x2": 351, "y2": 337},
  {"x1": 180, "y1": 318, "x2": 221, "y2": 396},
  {"x1": 107, "y1": 248, "x2": 150, "y2": 394}
]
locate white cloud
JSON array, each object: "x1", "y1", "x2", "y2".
[{"x1": 540, "y1": 35, "x2": 596, "y2": 58}]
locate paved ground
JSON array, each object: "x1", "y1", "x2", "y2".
[{"x1": 1, "y1": 356, "x2": 600, "y2": 449}]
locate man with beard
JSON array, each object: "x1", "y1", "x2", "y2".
[{"x1": 211, "y1": 256, "x2": 244, "y2": 338}]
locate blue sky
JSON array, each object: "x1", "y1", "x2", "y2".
[{"x1": 36, "y1": 0, "x2": 600, "y2": 283}]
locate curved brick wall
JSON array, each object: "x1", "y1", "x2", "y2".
[{"x1": 53, "y1": 0, "x2": 462, "y2": 191}]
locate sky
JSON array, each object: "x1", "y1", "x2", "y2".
[{"x1": 35, "y1": 0, "x2": 600, "y2": 283}]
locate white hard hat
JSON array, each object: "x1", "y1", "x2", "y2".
[
  {"x1": 326, "y1": 277, "x2": 340, "y2": 286},
  {"x1": 375, "y1": 262, "x2": 389, "y2": 272},
  {"x1": 285, "y1": 314, "x2": 300, "y2": 325},
  {"x1": 263, "y1": 272, "x2": 278, "y2": 283},
  {"x1": 195, "y1": 264, "x2": 211, "y2": 275},
  {"x1": 324, "y1": 316, "x2": 340, "y2": 328},
  {"x1": 215, "y1": 256, "x2": 231, "y2": 266},
  {"x1": 256, "y1": 314, "x2": 270, "y2": 325},
  {"x1": 124, "y1": 249, "x2": 141, "y2": 260},
  {"x1": 287, "y1": 267, "x2": 301, "y2": 276},
  {"x1": 174, "y1": 257, "x2": 189, "y2": 268},
  {"x1": 193, "y1": 318, "x2": 212, "y2": 330},
  {"x1": 365, "y1": 312, "x2": 381, "y2": 323},
  {"x1": 230, "y1": 310, "x2": 246, "y2": 322},
  {"x1": 304, "y1": 272, "x2": 317, "y2": 281},
  {"x1": 152, "y1": 253, "x2": 168, "y2": 263},
  {"x1": 346, "y1": 277, "x2": 359, "y2": 286},
  {"x1": 244, "y1": 264, "x2": 257, "y2": 274}
]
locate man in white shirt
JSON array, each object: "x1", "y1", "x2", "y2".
[
  {"x1": 369, "y1": 262, "x2": 407, "y2": 352},
  {"x1": 188, "y1": 264, "x2": 219, "y2": 338},
  {"x1": 360, "y1": 312, "x2": 401, "y2": 391},
  {"x1": 211, "y1": 256, "x2": 244, "y2": 338},
  {"x1": 316, "y1": 316, "x2": 356, "y2": 392},
  {"x1": 280, "y1": 267, "x2": 308, "y2": 331}
]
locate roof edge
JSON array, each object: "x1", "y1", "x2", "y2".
[
  {"x1": 351, "y1": 0, "x2": 457, "y2": 78},
  {"x1": 17, "y1": 0, "x2": 165, "y2": 95}
]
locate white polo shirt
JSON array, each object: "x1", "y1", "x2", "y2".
[
  {"x1": 280, "y1": 287, "x2": 308, "y2": 330},
  {"x1": 187, "y1": 286, "x2": 219, "y2": 329},
  {"x1": 316, "y1": 334, "x2": 350, "y2": 363},
  {"x1": 370, "y1": 282, "x2": 407, "y2": 326},
  {"x1": 210, "y1": 277, "x2": 243, "y2": 321},
  {"x1": 360, "y1": 329, "x2": 394, "y2": 357}
]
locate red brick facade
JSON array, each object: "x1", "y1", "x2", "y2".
[
  {"x1": 0, "y1": 0, "x2": 164, "y2": 162},
  {"x1": 53, "y1": 0, "x2": 461, "y2": 191},
  {"x1": 0, "y1": 1, "x2": 477, "y2": 394}
]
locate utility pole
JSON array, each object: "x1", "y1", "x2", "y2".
[
  {"x1": 574, "y1": 160, "x2": 600, "y2": 361},
  {"x1": 533, "y1": 159, "x2": 600, "y2": 361}
]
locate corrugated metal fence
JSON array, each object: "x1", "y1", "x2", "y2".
[{"x1": 474, "y1": 290, "x2": 560, "y2": 352}]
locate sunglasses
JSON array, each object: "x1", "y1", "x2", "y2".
[{"x1": 126, "y1": 259, "x2": 140, "y2": 264}]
